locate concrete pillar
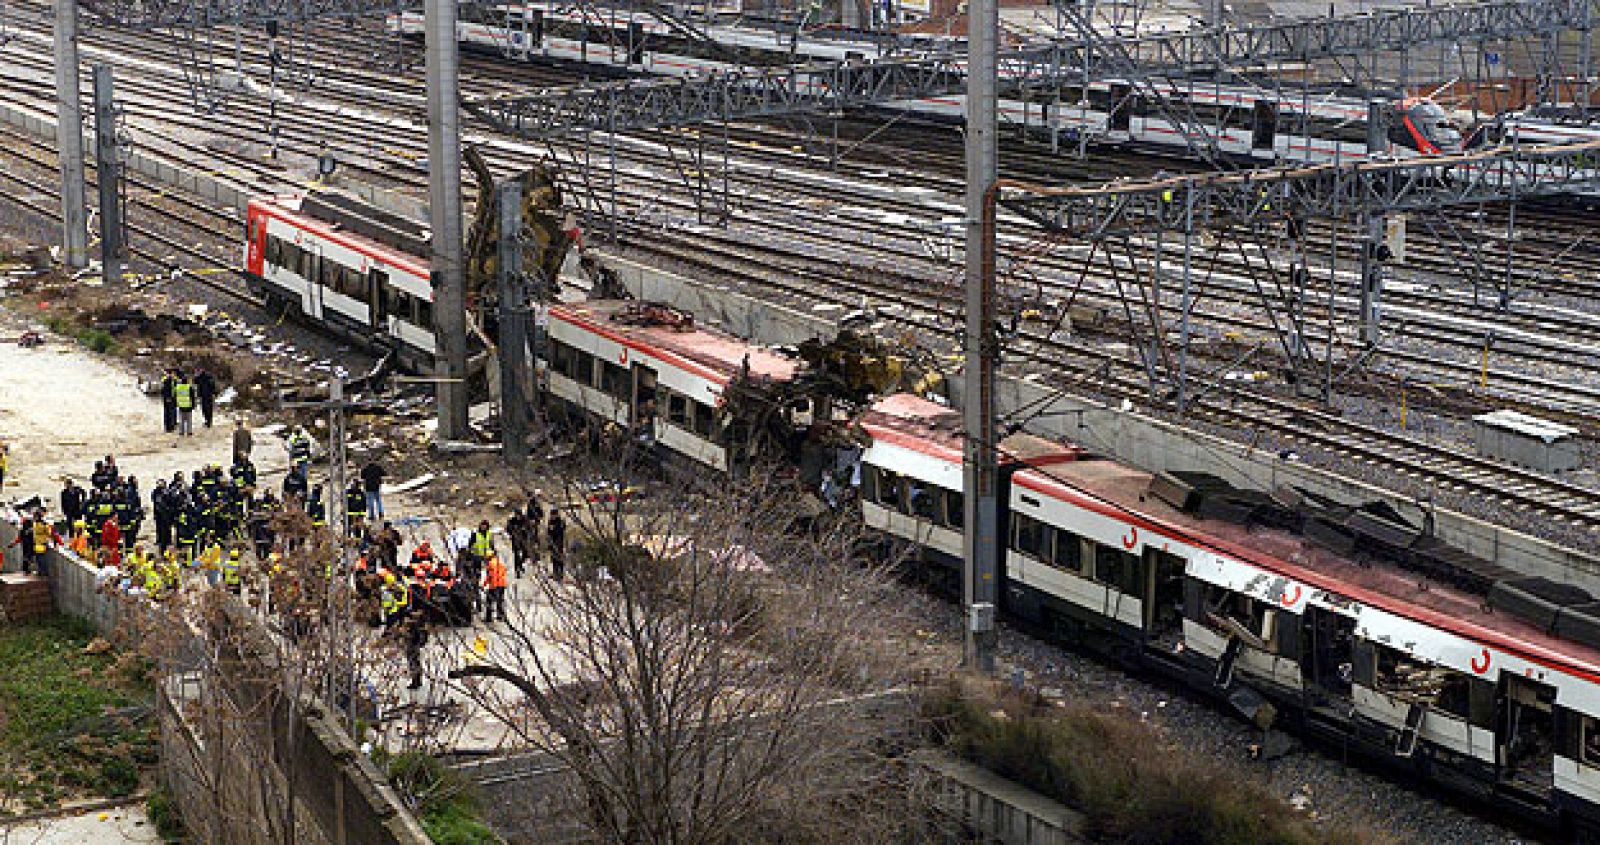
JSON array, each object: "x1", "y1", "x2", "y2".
[
  {"x1": 54, "y1": 0, "x2": 88, "y2": 269},
  {"x1": 425, "y1": 0, "x2": 470, "y2": 440}
]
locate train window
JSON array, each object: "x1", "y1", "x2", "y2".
[
  {"x1": 945, "y1": 490, "x2": 963, "y2": 529},
  {"x1": 601, "y1": 361, "x2": 628, "y2": 398},
  {"x1": 1012, "y1": 515, "x2": 1047, "y2": 560},
  {"x1": 693, "y1": 401, "x2": 717, "y2": 437},
  {"x1": 265, "y1": 237, "x2": 282, "y2": 267},
  {"x1": 877, "y1": 470, "x2": 903, "y2": 508},
  {"x1": 1051, "y1": 529, "x2": 1082, "y2": 571},
  {"x1": 1093, "y1": 544, "x2": 1140, "y2": 595},
  {"x1": 347, "y1": 267, "x2": 369, "y2": 300},
  {"x1": 1583, "y1": 717, "x2": 1600, "y2": 767},
  {"x1": 574, "y1": 350, "x2": 597, "y2": 385},
  {"x1": 667, "y1": 392, "x2": 689, "y2": 425},
  {"x1": 909, "y1": 483, "x2": 938, "y2": 520},
  {"x1": 860, "y1": 465, "x2": 879, "y2": 503},
  {"x1": 416, "y1": 299, "x2": 433, "y2": 330}
]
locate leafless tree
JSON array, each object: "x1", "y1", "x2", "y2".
[{"x1": 445, "y1": 450, "x2": 926, "y2": 845}]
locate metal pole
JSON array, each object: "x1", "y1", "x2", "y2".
[
  {"x1": 329, "y1": 376, "x2": 347, "y2": 537},
  {"x1": 1361, "y1": 100, "x2": 1388, "y2": 348},
  {"x1": 497, "y1": 182, "x2": 530, "y2": 464},
  {"x1": 92, "y1": 64, "x2": 122, "y2": 287},
  {"x1": 963, "y1": 0, "x2": 998, "y2": 675},
  {"x1": 54, "y1": 0, "x2": 88, "y2": 269},
  {"x1": 426, "y1": 0, "x2": 470, "y2": 441}
]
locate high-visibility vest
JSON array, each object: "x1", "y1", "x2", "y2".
[
  {"x1": 32, "y1": 522, "x2": 52, "y2": 554},
  {"x1": 470, "y1": 530, "x2": 493, "y2": 558},
  {"x1": 174, "y1": 382, "x2": 195, "y2": 410},
  {"x1": 222, "y1": 555, "x2": 241, "y2": 586},
  {"x1": 484, "y1": 556, "x2": 508, "y2": 589}
]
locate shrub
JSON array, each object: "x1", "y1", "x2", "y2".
[
  {"x1": 147, "y1": 783, "x2": 186, "y2": 842},
  {"x1": 924, "y1": 678, "x2": 1390, "y2": 845},
  {"x1": 385, "y1": 751, "x2": 503, "y2": 845}
]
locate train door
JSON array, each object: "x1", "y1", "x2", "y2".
[
  {"x1": 630, "y1": 364, "x2": 658, "y2": 437},
  {"x1": 1301, "y1": 607, "x2": 1355, "y2": 701},
  {"x1": 627, "y1": 21, "x2": 645, "y2": 65},
  {"x1": 1500, "y1": 675, "x2": 1557, "y2": 795},
  {"x1": 307, "y1": 247, "x2": 325, "y2": 321},
  {"x1": 1142, "y1": 548, "x2": 1185, "y2": 647},
  {"x1": 367, "y1": 268, "x2": 390, "y2": 333},
  {"x1": 1108, "y1": 83, "x2": 1133, "y2": 133},
  {"x1": 1252, "y1": 101, "x2": 1278, "y2": 152}
]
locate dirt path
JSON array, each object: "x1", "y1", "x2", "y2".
[{"x1": 0, "y1": 306, "x2": 285, "y2": 507}]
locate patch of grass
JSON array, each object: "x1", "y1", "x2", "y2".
[
  {"x1": 384, "y1": 751, "x2": 502, "y2": 845},
  {"x1": 924, "y1": 678, "x2": 1392, "y2": 845},
  {"x1": 0, "y1": 616, "x2": 158, "y2": 806}
]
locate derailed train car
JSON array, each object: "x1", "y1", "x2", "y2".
[{"x1": 857, "y1": 393, "x2": 1600, "y2": 835}]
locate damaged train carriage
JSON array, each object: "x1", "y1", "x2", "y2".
[{"x1": 854, "y1": 392, "x2": 1600, "y2": 836}]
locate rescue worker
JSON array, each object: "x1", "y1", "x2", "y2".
[
  {"x1": 230, "y1": 455, "x2": 257, "y2": 491},
  {"x1": 173, "y1": 371, "x2": 197, "y2": 436},
  {"x1": 60, "y1": 478, "x2": 85, "y2": 527},
  {"x1": 547, "y1": 509, "x2": 567, "y2": 582},
  {"x1": 68, "y1": 520, "x2": 91, "y2": 558},
  {"x1": 469, "y1": 520, "x2": 495, "y2": 562},
  {"x1": 222, "y1": 548, "x2": 242, "y2": 593},
  {"x1": 99, "y1": 512, "x2": 122, "y2": 568},
  {"x1": 307, "y1": 484, "x2": 327, "y2": 528},
  {"x1": 232, "y1": 417, "x2": 253, "y2": 461},
  {"x1": 344, "y1": 480, "x2": 367, "y2": 534},
  {"x1": 380, "y1": 570, "x2": 408, "y2": 627},
  {"x1": 403, "y1": 614, "x2": 428, "y2": 690},
  {"x1": 506, "y1": 509, "x2": 531, "y2": 579},
  {"x1": 195, "y1": 368, "x2": 218, "y2": 428},
  {"x1": 286, "y1": 427, "x2": 312, "y2": 476},
  {"x1": 283, "y1": 467, "x2": 308, "y2": 505},
  {"x1": 151, "y1": 479, "x2": 173, "y2": 551},
  {"x1": 174, "y1": 503, "x2": 199, "y2": 565},
  {"x1": 160, "y1": 369, "x2": 178, "y2": 434},
  {"x1": 482, "y1": 551, "x2": 508, "y2": 624}
]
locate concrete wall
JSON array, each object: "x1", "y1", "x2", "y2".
[
  {"x1": 912, "y1": 750, "x2": 1085, "y2": 845},
  {"x1": 0, "y1": 510, "x2": 428, "y2": 845},
  {"x1": 0, "y1": 99, "x2": 259, "y2": 219},
  {"x1": 590, "y1": 258, "x2": 1600, "y2": 591}
]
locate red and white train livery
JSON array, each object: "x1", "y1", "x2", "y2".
[{"x1": 858, "y1": 392, "x2": 1600, "y2": 833}]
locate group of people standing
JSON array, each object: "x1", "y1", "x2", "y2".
[{"x1": 159, "y1": 368, "x2": 219, "y2": 436}]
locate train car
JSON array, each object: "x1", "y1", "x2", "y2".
[
  {"x1": 392, "y1": 8, "x2": 1464, "y2": 163},
  {"x1": 541, "y1": 299, "x2": 801, "y2": 473},
  {"x1": 242, "y1": 192, "x2": 437, "y2": 369},
  {"x1": 855, "y1": 394, "x2": 1082, "y2": 590},
  {"x1": 855, "y1": 394, "x2": 1600, "y2": 834}
]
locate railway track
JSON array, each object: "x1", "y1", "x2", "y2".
[{"x1": 1, "y1": 13, "x2": 1598, "y2": 538}]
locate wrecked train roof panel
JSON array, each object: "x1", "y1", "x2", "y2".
[
  {"x1": 860, "y1": 394, "x2": 1083, "y2": 469},
  {"x1": 1016, "y1": 458, "x2": 1600, "y2": 678},
  {"x1": 551, "y1": 300, "x2": 799, "y2": 386}
]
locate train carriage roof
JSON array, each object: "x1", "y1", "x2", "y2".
[
  {"x1": 550, "y1": 300, "x2": 800, "y2": 387},
  {"x1": 860, "y1": 393, "x2": 1083, "y2": 469},
  {"x1": 250, "y1": 193, "x2": 431, "y2": 279},
  {"x1": 1015, "y1": 456, "x2": 1600, "y2": 680}
]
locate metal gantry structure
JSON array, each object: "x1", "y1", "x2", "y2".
[
  {"x1": 998, "y1": 141, "x2": 1600, "y2": 233},
  {"x1": 467, "y1": 0, "x2": 1599, "y2": 139}
]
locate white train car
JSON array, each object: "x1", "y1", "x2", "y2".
[
  {"x1": 856, "y1": 392, "x2": 1600, "y2": 831},
  {"x1": 542, "y1": 299, "x2": 799, "y2": 472},
  {"x1": 243, "y1": 192, "x2": 437, "y2": 368},
  {"x1": 391, "y1": 8, "x2": 1464, "y2": 163}
]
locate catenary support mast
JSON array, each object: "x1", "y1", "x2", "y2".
[{"x1": 963, "y1": 0, "x2": 999, "y2": 675}]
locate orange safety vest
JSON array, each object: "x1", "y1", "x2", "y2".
[{"x1": 484, "y1": 556, "x2": 508, "y2": 590}]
